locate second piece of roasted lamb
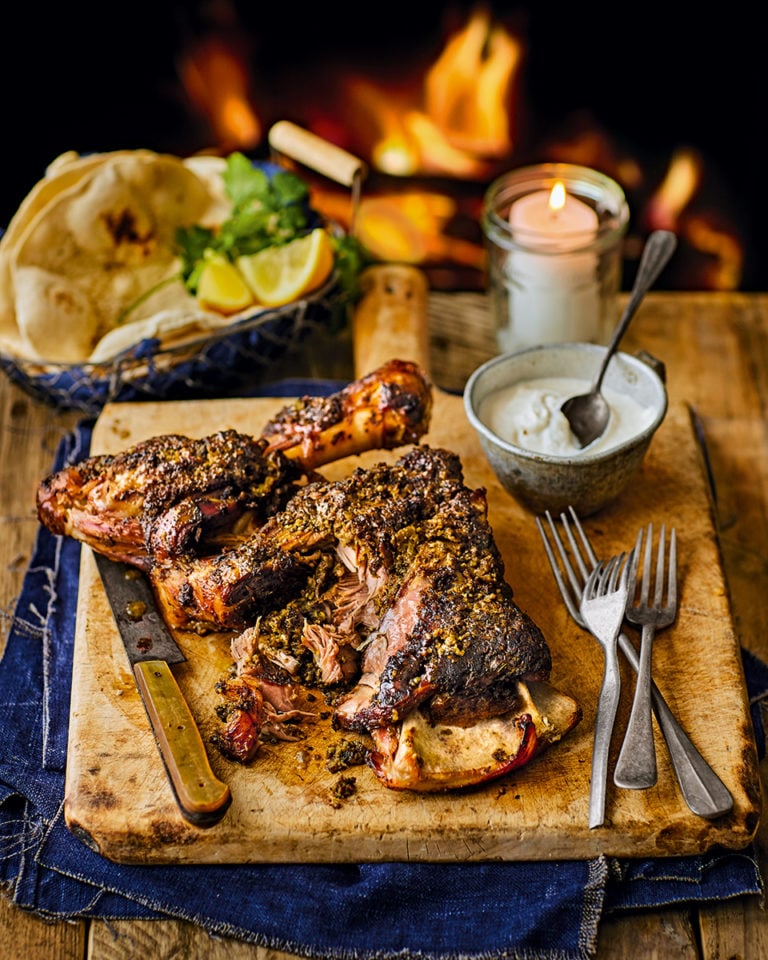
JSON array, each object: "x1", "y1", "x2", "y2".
[{"x1": 199, "y1": 446, "x2": 552, "y2": 772}]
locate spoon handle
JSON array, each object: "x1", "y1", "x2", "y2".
[{"x1": 592, "y1": 230, "x2": 678, "y2": 392}]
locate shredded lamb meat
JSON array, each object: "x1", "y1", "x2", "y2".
[{"x1": 199, "y1": 446, "x2": 552, "y2": 772}]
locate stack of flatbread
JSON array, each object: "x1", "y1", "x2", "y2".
[{"x1": 0, "y1": 150, "x2": 253, "y2": 365}]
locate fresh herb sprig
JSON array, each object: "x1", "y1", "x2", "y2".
[
  {"x1": 329, "y1": 233, "x2": 372, "y2": 303},
  {"x1": 173, "y1": 151, "x2": 372, "y2": 329},
  {"x1": 176, "y1": 152, "x2": 312, "y2": 294},
  {"x1": 117, "y1": 153, "x2": 371, "y2": 328}
]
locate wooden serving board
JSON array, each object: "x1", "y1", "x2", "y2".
[{"x1": 65, "y1": 267, "x2": 761, "y2": 864}]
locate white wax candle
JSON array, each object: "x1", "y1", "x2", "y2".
[
  {"x1": 500, "y1": 182, "x2": 600, "y2": 351},
  {"x1": 509, "y1": 181, "x2": 597, "y2": 248}
]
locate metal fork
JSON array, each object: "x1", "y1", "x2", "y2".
[
  {"x1": 536, "y1": 507, "x2": 733, "y2": 819},
  {"x1": 614, "y1": 523, "x2": 678, "y2": 790},
  {"x1": 580, "y1": 552, "x2": 634, "y2": 828}
]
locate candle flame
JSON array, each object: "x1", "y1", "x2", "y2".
[{"x1": 549, "y1": 181, "x2": 566, "y2": 213}]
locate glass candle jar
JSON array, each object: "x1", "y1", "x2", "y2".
[{"x1": 481, "y1": 164, "x2": 629, "y2": 354}]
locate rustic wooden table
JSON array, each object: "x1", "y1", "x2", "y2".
[{"x1": 2, "y1": 290, "x2": 767, "y2": 958}]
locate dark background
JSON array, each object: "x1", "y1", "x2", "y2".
[{"x1": 3, "y1": 1, "x2": 763, "y2": 289}]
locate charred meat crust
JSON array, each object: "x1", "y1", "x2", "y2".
[
  {"x1": 35, "y1": 361, "x2": 434, "y2": 569},
  {"x1": 36, "y1": 431, "x2": 305, "y2": 568},
  {"x1": 261, "y1": 359, "x2": 433, "y2": 467},
  {"x1": 203, "y1": 446, "x2": 551, "y2": 755}
]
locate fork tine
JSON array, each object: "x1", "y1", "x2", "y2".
[
  {"x1": 583, "y1": 559, "x2": 604, "y2": 601},
  {"x1": 618, "y1": 551, "x2": 632, "y2": 589},
  {"x1": 654, "y1": 524, "x2": 667, "y2": 607},
  {"x1": 606, "y1": 552, "x2": 625, "y2": 592},
  {"x1": 566, "y1": 505, "x2": 599, "y2": 571},
  {"x1": 560, "y1": 508, "x2": 593, "y2": 587},
  {"x1": 639, "y1": 522, "x2": 653, "y2": 605},
  {"x1": 628, "y1": 526, "x2": 643, "y2": 603},
  {"x1": 549, "y1": 511, "x2": 586, "y2": 598},
  {"x1": 536, "y1": 515, "x2": 580, "y2": 623},
  {"x1": 667, "y1": 528, "x2": 678, "y2": 609},
  {"x1": 589, "y1": 554, "x2": 620, "y2": 598},
  {"x1": 536, "y1": 508, "x2": 597, "y2": 627},
  {"x1": 599, "y1": 558, "x2": 614, "y2": 593}
]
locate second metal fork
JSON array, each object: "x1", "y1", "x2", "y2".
[
  {"x1": 613, "y1": 523, "x2": 678, "y2": 790},
  {"x1": 536, "y1": 507, "x2": 733, "y2": 819}
]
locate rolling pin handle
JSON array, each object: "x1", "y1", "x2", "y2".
[{"x1": 352, "y1": 264, "x2": 431, "y2": 376}]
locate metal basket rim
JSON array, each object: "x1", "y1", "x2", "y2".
[{"x1": 0, "y1": 273, "x2": 340, "y2": 378}]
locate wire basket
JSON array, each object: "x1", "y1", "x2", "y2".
[
  {"x1": 0, "y1": 278, "x2": 343, "y2": 415},
  {"x1": 0, "y1": 124, "x2": 366, "y2": 416}
]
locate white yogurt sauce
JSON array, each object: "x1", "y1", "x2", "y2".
[{"x1": 478, "y1": 376, "x2": 655, "y2": 457}]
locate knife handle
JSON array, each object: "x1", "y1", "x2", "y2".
[{"x1": 134, "y1": 660, "x2": 231, "y2": 826}]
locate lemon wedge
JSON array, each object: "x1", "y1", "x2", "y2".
[
  {"x1": 196, "y1": 254, "x2": 255, "y2": 315},
  {"x1": 236, "y1": 228, "x2": 334, "y2": 308}
]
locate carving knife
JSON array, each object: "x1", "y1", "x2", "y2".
[{"x1": 93, "y1": 551, "x2": 231, "y2": 826}]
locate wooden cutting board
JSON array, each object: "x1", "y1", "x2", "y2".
[{"x1": 64, "y1": 266, "x2": 761, "y2": 864}]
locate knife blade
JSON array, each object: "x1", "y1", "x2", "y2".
[{"x1": 93, "y1": 551, "x2": 231, "y2": 826}]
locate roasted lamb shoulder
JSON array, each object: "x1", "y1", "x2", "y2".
[
  {"x1": 207, "y1": 446, "x2": 577, "y2": 789},
  {"x1": 36, "y1": 430, "x2": 304, "y2": 570},
  {"x1": 149, "y1": 442, "x2": 470, "y2": 633},
  {"x1": 35, "y1": 359, "x2": 432, "y2": 570}
]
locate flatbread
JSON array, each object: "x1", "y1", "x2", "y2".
[
  {"x1": 87, "y1": 303, "x2": 236, "y2": 363},
  {"x1": 0, "y1": 151, "x2": 145, "y2": 328},
  {"x1": 0, "y1": 151, "x2": 237, "y2": 364},
  {"x1": 12, "y1": 266, "x2": 101, "y2": 362},
  {"x1": 2, "y1": 150, "x2": 136, "y2": 252}
]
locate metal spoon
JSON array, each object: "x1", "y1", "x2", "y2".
[{"x1": 561, "y1": 229, "x2": 678, "y2": 448}]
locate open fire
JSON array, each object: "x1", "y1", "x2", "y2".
[{"x1": 176, "y1": 4, "x2": 743, "y2": 293}]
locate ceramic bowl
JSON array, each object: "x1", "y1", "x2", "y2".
[{"x1": 463, "y1": 343, "x2": 668, "y2": 517}]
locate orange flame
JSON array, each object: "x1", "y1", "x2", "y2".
[
  {"x1": 348, "y1": 79, "x2": 493, "y2": 180},
  {"x1": 351, "y1": 7, "x2": 520, "y2": 178},
  {"x1": 178, "y1": 36, "x2": 262, "y2": 151},
  {"x1": 644, "y1": 149, "x2": 742, "y2": 289},
  {"x1": 685, "y1": 218, "x2": 743, "y2": 290},
  {"x1": 424, "y1": 6, "x2": 521, "y2": 158},
  {"x1": 310, "y1": 186, "x2": 485, "y2": 269},
  {"x1": 646, "y1": 149, "x2": 702, "y2": 231}
]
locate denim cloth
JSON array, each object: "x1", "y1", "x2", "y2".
[{"x1": 1, "y1": 390, "x2": 764, "y2": 960}]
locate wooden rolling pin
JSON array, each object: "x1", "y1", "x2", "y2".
[{"x1": 352, "y1": 263, "x2": 431, "y2": 378}]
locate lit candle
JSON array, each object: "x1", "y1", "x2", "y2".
[{"x1": 500, "y1": 181, "x2": 600, "y2": 351}]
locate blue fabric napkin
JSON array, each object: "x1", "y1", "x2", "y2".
[{"x1": 0, "y1": 391, "x2": 764, "y2": 960}]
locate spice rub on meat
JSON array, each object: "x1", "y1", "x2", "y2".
[
  {"x1": 36, "y1": 430, "x2": 306, "y2": 570},
  {"x1": 205, "y1": 446, "x2": 559, "y2": 788},
  {"x1": 35, "y1": 359, "x2": 432, "y2": 571},
  {"x1": 35, "y1": 362, "x2": 579, "y2": 792}
]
